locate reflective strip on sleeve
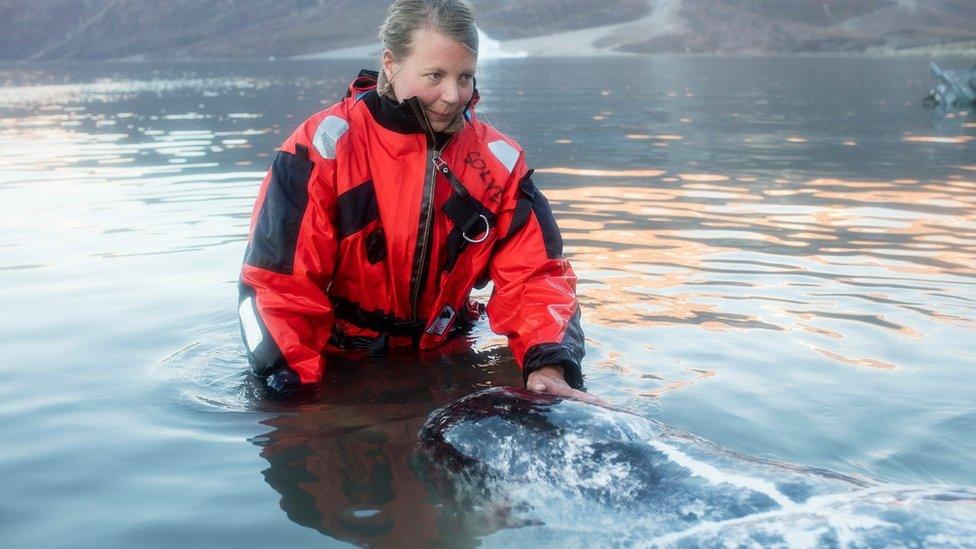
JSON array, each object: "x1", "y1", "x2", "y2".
[
  {"x1": 313, "y1": 115, "x2": 349, "y2": 160},
  {"x1": 487, "y1": 140, "x2": 519, "y2": 174},
  {"x1": 238, "y1": 296, "x2": 264, "y2": 352}
]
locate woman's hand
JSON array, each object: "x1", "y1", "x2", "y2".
[{"x1": 526, "y1": 365, "x2": 606, "y2": 406}]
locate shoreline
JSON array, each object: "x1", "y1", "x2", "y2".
[
  {"x1": 1, "y1": 48, "x2": 973, "y2": 66},
  {"x1": 293, "y1": 44, "x2": 976, "y2": 62},
  {"x1": 291, "y1": 48, "x2": 976, "y2": 61}
]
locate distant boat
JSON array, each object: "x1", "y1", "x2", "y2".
[{"x1": 925, "y1": 62, "x2": 976, "y2": 107}]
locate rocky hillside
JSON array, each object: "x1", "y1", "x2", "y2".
[
  {"x1": 0, "y1": 0, "x2": 973, "y2": 60},
  {"x1": 613, "y1": 0, "x2": 976, "y2": 54}
]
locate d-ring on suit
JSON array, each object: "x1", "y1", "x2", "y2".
[{"x1": 238, "y1": 71, "x2": 585, "y2": 390}]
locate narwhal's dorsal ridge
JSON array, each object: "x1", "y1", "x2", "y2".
[{"x1": 415, "y1": 387, "x2": 976, "y2": 545}]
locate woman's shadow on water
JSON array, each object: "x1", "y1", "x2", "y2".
[{"x1": 248, "y1": 345, "x2": 525, "y2": 547}]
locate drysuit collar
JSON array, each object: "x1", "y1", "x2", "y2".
[{"x1": 359, "y1": 72, "x2": 479, "y2": 143}]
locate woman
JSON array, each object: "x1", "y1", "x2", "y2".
[{"x1": 238, "y1": 0, "x2": 596, "y2": 403}]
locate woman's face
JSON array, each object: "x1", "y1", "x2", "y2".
[{"x1": 383, "y1": 27, "x2": 477, "y2": 132}]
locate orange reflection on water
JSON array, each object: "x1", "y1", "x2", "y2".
[
  {"x1": 902, "y1": 136, "x2": 973, "y2": 144},
  {"x1": 763, "y1": 189, "x2": 816, "y2": 197},
  {"x1": 624, "y1": 133, "x2": 685, "y2": 141},
  {"x1": 807, "y1": 178, "x2": 891, "y2": 189},
  {"x1": 815, "y1": 348, "x2": 898, "y2": 370},
  {"x1": 558, "y1": 218, "x2": 606, "y2": 231},
  {"x1": 536, "y1": 167, "x2": 666, "y2": 177},
  {"x1": 683, "y1": 183, "x2": 751, "y2": 193},
  {"x1": 678, "y1": 173, "x2": 730, "y2": 182},
  {"x1": 639, "y1": 369, "x2": 717, "y2": 398},
  {"x1": 542, "y1": 172, "x2": 975, "y2": 345},
  {"x1": 797, "y1": 323, "x2": 843, "y2": 339}
]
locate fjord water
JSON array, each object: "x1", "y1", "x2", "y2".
[{"x1": 0, "y1": 57, "x2": 974, "y2": 547}]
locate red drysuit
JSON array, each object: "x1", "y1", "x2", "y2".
[{"x1": 238, "y1": 71, "x2": 585, "y2": 388}]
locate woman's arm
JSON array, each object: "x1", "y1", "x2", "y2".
[
  {"x1": 238, "y1": 112, "x2": 343, "y2": 389},
  {"x1": 485, "y1": 151, "x2": 595, "y2": 400}
]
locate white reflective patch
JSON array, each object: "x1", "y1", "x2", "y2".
[
  {"x1": 426, "y1": 305, "x2": 456, "y2": 336},
  {"x1": 238, "y1": 296, "x2": 264, "y2": 352},
  {"x1": 312, "y1": 115, "x2": 349, "y2": 160},
  {"x1": 487, "y1": 139, "x2": 519, "y2": 174}
]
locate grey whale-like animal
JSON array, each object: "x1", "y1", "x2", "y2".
[{"x1": 416, "y1": 387, "x2": 976, "y2": 546}]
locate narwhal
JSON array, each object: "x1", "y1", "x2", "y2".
[{"x1": 416, "y1": 387, "x2": 976, "y2": 546}]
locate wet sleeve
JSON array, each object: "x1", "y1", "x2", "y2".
[
  {"x1": 486, "y1": 156, "x2": 586, "y2": 390},
  {"x1": 237, "y1": 125, "x2": 339, "y2": 384}
]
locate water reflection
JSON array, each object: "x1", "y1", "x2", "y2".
[
  {"x1": 537, "y1": 167, "x2": 975, "y2": 378},
  {"x1": 902, "y1": 135, "x2": 973, "y2": 144},
  {"x1": 251, "y1": 353, "x2": 522, "y2": 547}
]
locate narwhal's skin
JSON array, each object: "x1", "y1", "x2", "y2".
[{"x1": 415, "y1": 387, "x2": 976, "y2": 546}]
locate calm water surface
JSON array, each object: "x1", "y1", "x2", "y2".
[{"x1": 1, "y1": 57, "x2": 974, "y2": 547}]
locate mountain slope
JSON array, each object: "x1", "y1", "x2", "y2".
[{"x1": 0, "y1": 0, "x2": 972, "y2": 60}]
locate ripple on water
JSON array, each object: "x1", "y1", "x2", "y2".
[{"x1": 148, "y1": 322, "x2": 258, "y2": 414}]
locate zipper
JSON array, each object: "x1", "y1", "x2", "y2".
[{"x1": 405, "y1": 99, "x2": 454, "y2": 322}]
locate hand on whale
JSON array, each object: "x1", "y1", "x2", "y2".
[
  {"x1": 525, "y1": 364, "x2": 606, "y2": 406},
  {"x1": 415, "y1": 387, "x2": 976, "y2": 546}
]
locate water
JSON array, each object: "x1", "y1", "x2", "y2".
[{"x1": 0, "y1": 56, "x2": 974, "y2": 547}]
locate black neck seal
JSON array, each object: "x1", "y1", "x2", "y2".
[{"x1": 354, "y1": 69, "x2": 478, "y2": 147}]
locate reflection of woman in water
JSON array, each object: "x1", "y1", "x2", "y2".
[
  {"x1": 255, "y1": 354, "x2": 523, "y2": 545},
  {"x1": 238, "y1": 0, "x2": 598, "y2": 403}
]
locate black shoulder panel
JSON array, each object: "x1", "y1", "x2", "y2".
[
  {"x1": 245, "y1": 147, "x2": 314, "y2": 274},
  {"x1": 521, "y1": 174, "x2": 564, "y2": 259},
  {"x1": 336, "y1": 180, "x2": 379, "y2": 239},
  {"x1": 499, "y1": 169, "x2": 535, "y2": 245}
]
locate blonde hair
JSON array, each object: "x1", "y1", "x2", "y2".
[{"x1": 377, "y1": 0, "x2": 479, "y2": 95}]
